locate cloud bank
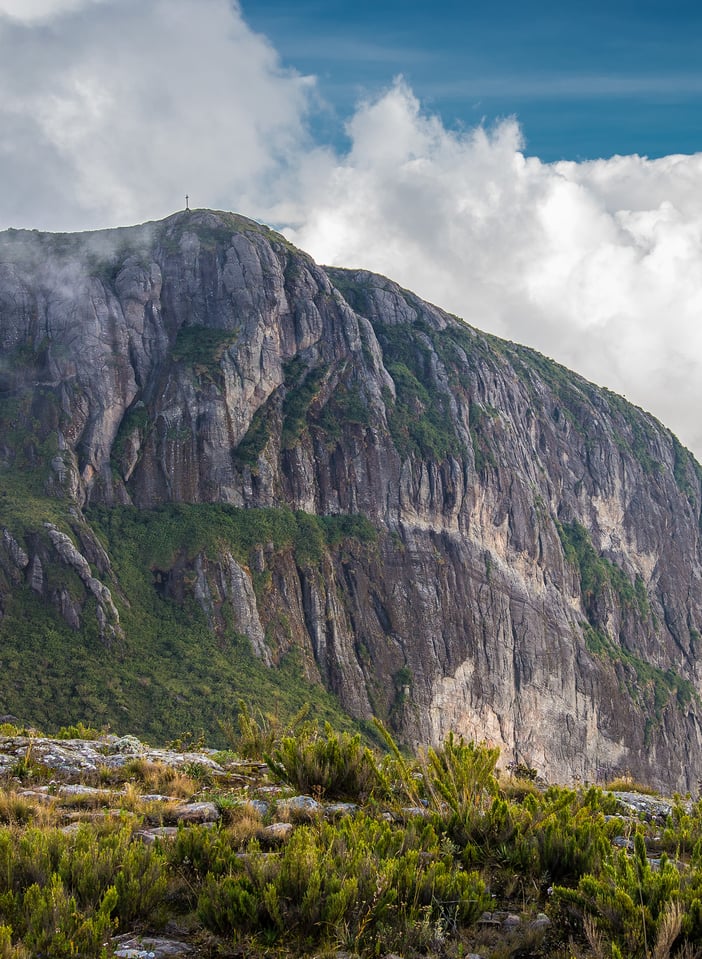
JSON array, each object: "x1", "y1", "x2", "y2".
[
  {"x1": 0, "y1": 0, "x2": 315, "y2": 231},
  {"x1": 1, "y1": 0, "x2": 702, "y2": 458}
]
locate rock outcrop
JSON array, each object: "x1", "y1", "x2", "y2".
[{"x1": 1, "y1": 209, "x2": 702, "y2": 791}]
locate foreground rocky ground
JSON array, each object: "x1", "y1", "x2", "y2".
[{"x1": 0, "y1": 722, "x2": 698, "y2": 959}]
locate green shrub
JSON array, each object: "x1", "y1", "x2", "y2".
[
  {"x1": 233, "y1": 403, "x2": 272, "y2": 468},
  {"x1": 426, "y1": 734, "x2": 500, "y2": 816},
  {"x1": 553, "y1": 831, "x2": 682, "y2": 959},
  {"x1": 21, "y1": 877, "x2": 116, "y2": 959},
  {"x1": 165, "y1": 823, "x2": 242, "y2": 883},
  {"x1": 197, "y1": 814, "x2": 489, "y2": 953},
  {"x1": 532, "y1": 804, "x2": 612, "y2": 885},
  {"x1": 197, "y1": 873, "x2": 258, "y2": 936},
  {"x1": 267, "y1": 723, "x2": 381, "y2": 801},
  {"x1": 56, "y1": 721, "x2": 103, "y2": 740},
  {"x1": 0, "y1": 726, "x2": 23, "y2": 738},
  {"x1": 0, "y1": 822, "x2": 167, "y2": 954},
  {"x1": 220, "y1": 700, "x2": 311, "y2": 760},
  {"x1": 281, "y1": 360, "x2": 326, "y2": 449},
  {"x1": 0, "y1": 925, "x2": 29, "y2": 959},
  {"x1": 113, "y1": 840, "x2": 167, "y2": 925},
  {"x1": 171, "y1": 325, "x2": 236, "y2": 379}
]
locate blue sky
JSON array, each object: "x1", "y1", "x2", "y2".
[{"x1": 243, "y1": 0, "x2": 702, "y2": 160}]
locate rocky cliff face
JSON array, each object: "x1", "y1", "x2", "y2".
[{"x1": 1, "y1": 209, "x2": 702, "y2": 791}]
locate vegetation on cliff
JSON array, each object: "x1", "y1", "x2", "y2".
[{"x1": 0, "y1": 502, "x2": 377, "y2": 742}]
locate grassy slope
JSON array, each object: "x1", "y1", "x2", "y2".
[{"x1": 0, "y1": 499, "x2": 373, "y2": 743}]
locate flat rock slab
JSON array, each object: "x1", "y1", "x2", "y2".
[
  {"x1": 17, "y1": 789, "x2": 54, "y2": 803},
  {"x1": 260, "y1": 822, "x2": 293, "y2": 843},
  {"x1": 58, "y1": 784, "x2": 115, "y2": 799},
  {"x1": 113, "y1": 935, "x2": 193, "y2": 957},
  {"x1": 136, "y1": 827, "x2": 180, "y2": 844},
  {"x1": 0, "y1": 735, "x2": 226, "y2": 780},
  {"x1": 172, "y1": 801, "x2": 220, "y2": 823},
  {"x1": 325, "y1": 802, "x2": 359, "y2": 819},
  {"x1": 279, "y1": 795, "x2": 322, "y2": 819},
  {"x1": 609, "y1": 791, "x2": 687, "y2": 823},
  {"x1": 63, "y1": 809, "x2": 132, "y2": 822}
]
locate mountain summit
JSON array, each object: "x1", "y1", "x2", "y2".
[{"x1": 1, "y1": 209, "x2": 701, "y2": 791}]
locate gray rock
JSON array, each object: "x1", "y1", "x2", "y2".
[
  {"x1": 136, "y1": 827, "x2": 179, "y2": 844},
  {"x1": 172, "y1": 801, "x2": 220, "y2": 823},
  {"x1": 281, "y1": 795, "x2": 323, "y2": 817},
  {"x1": 3, "y1": 211, "x2": 702, "y2": 793},
  {"x1": 325, "y1": 802, "x2": 360, "y2": 819},
  {"x1": 1, "y1": 530, "x2": 28, "y2": 571},
  {"x1": 113, "y1": 935, "x2": 192, "y2": 958},
  {"x1": 58, "y1": 784, "x2": 113, "y2": 799},
  {"x1": 260, "y1": 822, "x2": 294, "y2": 843},
  {"x1": 222, "y1": 554, "x2": 271, "y2": 664},
  {"x1": 613, "y1": 835, "x2": 636, "y2": 850},
  {"x1": 108, "y1": 735, "x2": 147, "y2": 756},
  {"x1": 17, "y1": 789, "x2": 54, "y2": 803},
  {"x1": 28, "y1": 554, "x2": 43, "y2": 594},
  {"x1": 609, "y1": 791, "x2": 680, "y2": 824},
  {"x1": 60, "y1": 822, "x2": 84, "y2": 835},
  {"x1": 44, "y1": 523, "x2": 122, "y2": 640}
]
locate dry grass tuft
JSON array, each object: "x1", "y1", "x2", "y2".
[
  {"x1": 122, "y1": 758, "x2": 198, "y2": 798},
  {"x1": 0, "y1": 788, "x2": 56, "y2": 827},
  {"x1": 605, "y1": 773, "x2": 659, "y2": 795},
  {"x1": 223, "y1": 804, "x2": 264, "y2": 845},
  {"x1": 583, "y1": 913, "x2": 607, "y2": 959},
  {"x1": 652, "y1": 900, "x2": 683, "y2": 959}
]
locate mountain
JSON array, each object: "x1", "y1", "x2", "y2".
[{"x1": 1, "y1": 208, "x2": 701, "y2": 791}]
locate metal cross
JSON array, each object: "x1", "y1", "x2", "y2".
[{"x1": 185, "y1": 194, "x2": 190, "y2": 211}]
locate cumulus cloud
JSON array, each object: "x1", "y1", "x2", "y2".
[
  {"x1": 1, "y1": 2, "x2": 702, "y2": 459},
  {"x1": 0, "y1": 0, "x2": 315, "y2": 231},
  {"x1": 281, "y1": 81, "x2": 702, "y2": 457}
]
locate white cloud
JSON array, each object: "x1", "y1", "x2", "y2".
[{"x1": 281, "y1": 81, "x2": 702, "y2": 458}]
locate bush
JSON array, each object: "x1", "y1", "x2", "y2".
[
  {"x1": 197, "y1": 814, "x2": 489, "y2": 953},
  {"x1": 0, "y1": 822, "x2": 166, "y2": 955},
  {"x1": 425, "y1": 734, "x2": 500, "y2": 815},
  {"x1": 220, "y1": 700, "x2": 310, "y2": 761},
  {"x1": 266, "y1": 723, "x2": 381, "y2": 801},
  {"x1": 553, "y1": 831, "x2": 682, "y2": 958},
  {"x1": 56, "y1": 722, "x2": 103, "y2": 741},
  {"x1": 21, "y1": 877, "x2": 116, "y2": 959},
  {"x1": 0, "y1": 925, "x2": 29, "y2": 959}
]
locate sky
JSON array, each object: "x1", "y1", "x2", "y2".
[{"x1": 1, "y1": 0, "x2": 702, "y2": 459}]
